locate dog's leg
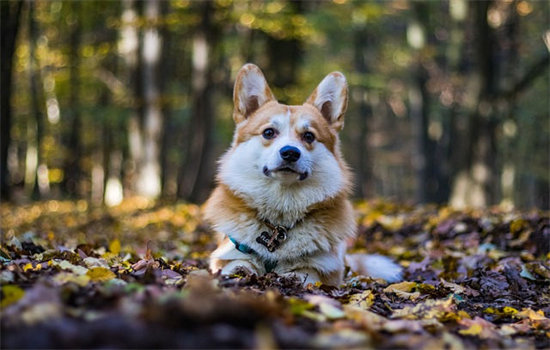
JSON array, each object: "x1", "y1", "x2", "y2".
[
  {"x1": 214, "y1": 258, "x2": 259, "y2": 275},
  {"x1": 209, "y1": 239, "x2": 262, "y2": 276}
]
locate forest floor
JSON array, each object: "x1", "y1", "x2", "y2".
[{"x1": 1, "y1": 199, "x2": 549, "y2": 349}]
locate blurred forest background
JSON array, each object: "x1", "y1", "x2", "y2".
[{"x1": 1, "y1": 0, "x2": 549, "y2": 209}]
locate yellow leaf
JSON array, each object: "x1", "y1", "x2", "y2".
[
  {"x1": 384, "y1": 281, "x2": 416, "y2": 293},
  {"x1": 378, "y1": 215, "x2": 404, "y2": 231},
  {"x1": 392, "y1": 297, "x2": 455, "y2": 320},
  {"x1": 459, "y1": 323, "x2": 483, "y2": 336},
  {"x1": 517, "y1": 308, "x2": 546, "y2": 320},
  {"x1": 1, "y1": 285, "x2": 25, "y2": 307},
  {"x1": 347, "y1": 290, "x2": 375, "y2": 309},
  {"x1": 502, "y1": 306, "x2": 518, "y2": 315},
  {"x1": 86, "y1": 267, "x2": 116, "y2": 282},
  {"x1": 344, "y1": 305, "x2": 388, "y2": 330},
  {"x1": 510, "y1": 219, "x2": 526, "y2": 234},
  {"x1": 109, "y1": 239, "x2": 121, "y2": 255},
  {"x1": 23, "y1": 262, "x2": 34, "y2": 272},
  {"x1": 384, "y1": 281, "x2": 420, "y2": 300}
]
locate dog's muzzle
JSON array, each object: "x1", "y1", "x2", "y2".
[{"x1": 263, "y1": 165, "x2": 309, "y2": 181}]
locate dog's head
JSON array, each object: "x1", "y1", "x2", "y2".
[{"x1": 219, "y1": 64, "x2": 351, "y2": 211}]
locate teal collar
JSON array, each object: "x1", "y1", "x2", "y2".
[
  {"x1": 228, "y1": 235, "x2": 278, "y2": 273},
  {"x1": 229, "y1": 236, "x2": 255, "y2": 255}
]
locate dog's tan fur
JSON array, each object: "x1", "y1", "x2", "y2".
[{"x1": 204, "y1": 64, "x2": 401, "y2": 285}]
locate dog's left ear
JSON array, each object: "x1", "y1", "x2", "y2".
[
  {"x1": 233, "y1": 64, "x2": 276, "y2": 124},
  {"x1": 305, "y1": 72, "x2": 348, "y2": 131}
]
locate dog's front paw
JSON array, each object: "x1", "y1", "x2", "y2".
[
  {"x1": 219, "y1": 259, "x2": 258, "y2": 276},
  {"x1": 282, "y1": 269, "x2": 321, "y2": 286}
]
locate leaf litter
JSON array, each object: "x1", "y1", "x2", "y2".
[{"x1": 1, "y1": 199, "x2": 549, "y2": 348}]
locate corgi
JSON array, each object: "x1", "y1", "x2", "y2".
[{"x1": 204, "y1": 64, "x2": 402, "y2": 286}]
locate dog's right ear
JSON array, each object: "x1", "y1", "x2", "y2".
[{"x1": 233, "y1": 64, "x2": 276, "y2": 124}]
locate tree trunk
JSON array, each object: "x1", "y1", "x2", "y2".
[
  {"x1": 0, "y1": 0, "x2": 24, "y2": 201},
  {"x1": 409, "y1": 62, "x2": 433, "y2": 204},
  {"x1": 264, "y1": 1, "x2": 303, "y2": 97},
  {"x1": 408, "y1": 2, "x2": 440, "y2": 204},
  {"x1": 177, "y1": 1, "x2": 218, "y2": 202},
  {"x1": 450, "y1": 1, "x2": 498, "y2": 208},
  {"x1": 352, "y1": 27, "x2": 374, "y2": 198},
  {"x1": 119, "y1": 0, "x2": 144, "y2": 198},
  {"x1": 134, "y1": 0, "x2": 163, "y2": 199},
  {"x1": 26, "y1": 0, "x2": 48, "y2": 200},
  {"x1": 62, "y1": 1, "x2": 83, "y2": 197},
  {"x1": 159, "y1": 1, "x2": 174, "y2": 199}
]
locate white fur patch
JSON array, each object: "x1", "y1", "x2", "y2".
[{"x1": 345, "y1": 254, "x2": 403, "y2": 282}]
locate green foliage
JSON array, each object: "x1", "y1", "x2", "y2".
[{"x1": 5, "y1": 0, "x2": 549, "y2": 206}]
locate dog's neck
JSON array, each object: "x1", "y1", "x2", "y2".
[
  {"x1": 233, "y1": 184, "x2": 313, "y2": 227},
  {"x1": 219, "y1": 182, "x2": 342, "y2": 229}
]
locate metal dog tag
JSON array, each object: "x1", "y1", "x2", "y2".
[{"x1": 256, "y1": 226, "x2": 287, "y2": 252}]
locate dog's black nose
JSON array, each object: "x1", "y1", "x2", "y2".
[{"x1": 280, "y1": 146, "x2": 301, "y2": 162}]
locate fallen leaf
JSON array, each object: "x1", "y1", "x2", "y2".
[
  {"x1": 53, "y1": 272, "x2": 91, "y2": 287},
  {"x1": 86, "y1": 267, "x2": 116, "y2": 282},
  {"x1": 347, "y1": 290, "x2": 375, "y2": 309},
  {"x1": 516, "y1": 308, "x2": 547, "y2": 321},
  {"x1": 1, "y1": 285, "x2": 25, "y2": 307},
  {"x1": 459, "y1": 323, "x2": 482, "y2": 336},
  {"x1": 343, "y1": 305, "x2": 387, "y2": 331},
  {"x1": 83, "y1": 257, "x2": 110, "y2": 269},
  {"x1": 384, "y1": 281, "x2": 421, "y2": 300},
  {"x1": 52, "y1": 260, "x2": 88, "y2": 275},
  {"x1": 440, "y1": 279, "x2": 480, "y2": 297},
  {"x1": 319, "y1": 302, "x2": 345, "y2": 319},
  {"x1": 109, "y1": 239, "x2": 121, "y2": 255},
  {"x1": 457, "y1": 317, "x2": 499, "y2": 339},
  {"x1": 391, "y1": 297, "x2": 456, "y2": 321}
]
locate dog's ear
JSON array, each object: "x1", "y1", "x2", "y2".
[
  {"x1": 233, "y1": 64, "x2": 276, "y2": 124},
  {"x1": 305, "y1": 72, "x2": 348, "y2": 131}
]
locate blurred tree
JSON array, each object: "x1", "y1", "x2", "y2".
[
  {"x1": 264, "y1": 0, "x2": 303, "y2": 95},
  {"x1": 135, "y1": 0, "x2": 164, "y2": 199},
  {"x1": 352, "y1": 25, "x2": 374, "y2": 198},
  {"x1": 177, "y1": 1, "x2": 219, "y2": 202},
  {"x1": 26, "y1": 0, "x2": 49, "y2": 199},
  {"x1": 122, "y1": 0, "x2": 144, "y2": 197},
  {"x1": 1, "y1": 0, "x2": 24, "y2": 201},
  {"x1": 450, "y1": 1, "x2": 499, "y2": 208},
  {"x1": 408, "y1": 2, "x2": 435, "y2": 204},
  {"x1": 61, "y1": 1, "x2": 83, "y2": 197}
]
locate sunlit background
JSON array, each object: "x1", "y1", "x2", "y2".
[{"x1": 1, "y1": 0, "x2": 549, "y2": 209}]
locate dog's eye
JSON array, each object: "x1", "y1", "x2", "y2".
[
  {"x1": 262, "y1": 128, "x2": 276, "y2": 139},
  {"x1": 302, "y1": 131, "x2": 315, "y2": 144}
]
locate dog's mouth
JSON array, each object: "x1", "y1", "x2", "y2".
[{"x1": 263, "y1": 166, "x2": 309, "y2": 181}]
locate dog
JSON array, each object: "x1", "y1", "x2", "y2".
[{"x1": 204, "y1": 64, "x2": 402, "y2": 285}]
